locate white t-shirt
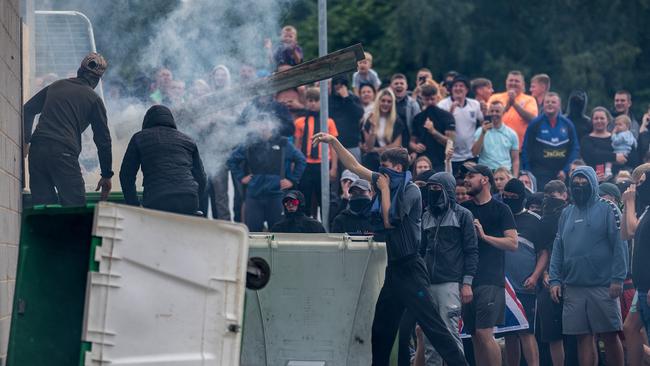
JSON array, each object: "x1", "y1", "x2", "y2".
[{"x1": 438, "y1": 97, "x2": 483, "y2": 161}]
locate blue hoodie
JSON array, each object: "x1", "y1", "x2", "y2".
[{"x1": 549, "y1": 166, "x2": 627, "y2": 288}]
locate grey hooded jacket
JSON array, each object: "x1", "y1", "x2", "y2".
[{"x1": 420, "y1": 172, "x2": 479, "y2": 285}]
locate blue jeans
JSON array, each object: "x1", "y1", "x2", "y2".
[{"x1": 638, "y1": 290, "x2": 650, "y2": 341}]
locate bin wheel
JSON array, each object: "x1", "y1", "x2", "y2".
[{"x1": 246, "y1": 257, "x2": 271, "y2": 290}]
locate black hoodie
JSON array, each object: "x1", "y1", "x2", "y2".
[
  {"x1": 119, "y1": 105, "x2": 207, "y2": 207},
  {"x1": 24, "y1": 73, "x2": 113, "y2": 177},
  {"x1": 565, "y1": 90, "x2": 591, "y2": 142}
]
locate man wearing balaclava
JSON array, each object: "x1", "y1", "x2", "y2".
[
  {"x1": 536, "y1": 179, "x2": 569, "y2": 366},
  {"x1": 23, "y1": 52, "x2": 112, "y2": 206},
  {"x1": 397, "y1": 171, "x2": 477, "y2": 366},
  {"x1": 271, "y1": 190, "x2": 326, "y2": 233},
  {"x1": 549, "y1": 166, "x2": 628, "y2": 366},
  {"x1": 331, "y1": 179, "x2": 374, "y2": 235},
  {"x1": 502, "y1": 178, "x2": 545, "y2": 366}
]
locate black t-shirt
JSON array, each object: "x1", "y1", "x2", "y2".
[
  {"x1": 538, "y1": 211, "x2": 562, "y2": 255},
  {"x1": 633, "y1": 206, "x2": 650, "y2": 291},
  {"x1": 580, "y1": 135, "x2": 616, "y2": 174},
  {"x1": 412, "y1": 106, "x2": 455, "y2": 169},
  {"x1": 462, "y1": 198, "x2": 517, "y2": 287}
]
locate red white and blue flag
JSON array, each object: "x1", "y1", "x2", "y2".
[{"x1": 459, "y1": 278, "x2": 530, "y2": 338}]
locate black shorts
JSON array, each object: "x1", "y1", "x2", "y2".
[
  {"x1": 462, "y1": 285, "x2": 505, "y2": 334},
  {"x1": 537, "y1": 286, "x2": 563, "y2": 342}
]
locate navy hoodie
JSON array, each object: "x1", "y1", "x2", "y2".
[{"x1": 549, "y1": 166, "x2": 628, "y2": 287}]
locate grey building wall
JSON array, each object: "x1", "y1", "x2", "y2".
[{"x1": 0, "y1": 0, "x2": 22, "y2": 364}]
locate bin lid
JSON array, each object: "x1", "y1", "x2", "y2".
[{"x1": 82, "y1": 202, "x2": 249, "y2": 365}]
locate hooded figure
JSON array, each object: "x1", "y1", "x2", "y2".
[
  {"x1": 518, "y1": 170, "x2": 538, "y2": 194},
  {"x1": 503, "y1": 179, "x2": 543, "y2": 294},
  {"x1": 565, "y1": 90, "x2": 591, "y2": 141},
  {"x1": 271, "y1": 190, "x2": 326, "y2": 233},
  {"x1": 398, "y1": 172, "x2": 476, "y2": 366},
  {"x1": 420, "y1": 172, "x2": 479, "y2": 285},
  {"x1": 120, "y1": 105, "x2": 207, "y2": 215},
  {"x1": 23, "y1": 52, "x2": 112, "y2": 206},
  {"x1": 549, "y1": 166, "x2": 627, "y2": 289}
]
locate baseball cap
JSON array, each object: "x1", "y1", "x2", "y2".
[
  {"x1": 350, "y1": 179, "x2": 371, "y2": 192},
  {"x1": 340, "y1": 169, "x2": 359, "y2": 183},
  {"x1": 463, "y1": 163, "x2": 495, "y2": 187},
  {"x1": 451, "y1": 74, "x2": 470, "y2": 90},
  {"x1": 80, "y1": 52, "x2": 108, "y2": 77}
]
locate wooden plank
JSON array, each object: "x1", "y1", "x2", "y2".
[{"x1": 180, "y1": 43, "x2": 365, "y2": 118}]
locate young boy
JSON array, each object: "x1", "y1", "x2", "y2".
[
  {"x1": 606, "y1": 114, "x2": 637, "y2": 177},
  {"x1": 273, "y1": 25, "x2": 303, "y2": 67},
  {"x1": 294, "y1": 87, "x2": 338, "y2": 217},
  {"x1": 352, "y1": 51, "x2": 381, "y2": 94}
]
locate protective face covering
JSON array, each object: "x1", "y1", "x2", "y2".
[
  {"x1": 349, "y1": 195, "x2": 372, "y2": 215},
  {"x1": 427, "y1": 189, "x2": 446, "y2": 215},
  {"x1": 542, "y1": 197, "x2": 566, "y2": 216},
  {"x1": 571, "y1": 183, "x2": 592, "y2": 207},
  {"x1": 503, "y1": 194, "x2": 524, "y2": 214}
]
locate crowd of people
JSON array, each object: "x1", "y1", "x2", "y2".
[{"x1": 23, "y1": 23, "x2": 650, "y2": 366}]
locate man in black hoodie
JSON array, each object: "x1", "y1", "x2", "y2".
[
  {"x1": 119, "y1": 105, "x2": 207, "y2": 215},
  {"x1": 565, "y1": 90, "x2": 591, "y2": 142},
  {"x1": 330, "y1": 75, "x2": 365, "y2": 162},
  {"x1": 271, "y1": 190, "x2": 326, "y2": 233},
  {"x1": 24, "y1": 52, "x2": 112, "y2": 206}
]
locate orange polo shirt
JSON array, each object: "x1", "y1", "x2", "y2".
[{"x1": 488, "y1": 92, "x2": 538, "y2": 149}]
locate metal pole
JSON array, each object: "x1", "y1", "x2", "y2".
[{"x1": 318, "y1": 0, "x2": 330, "y2": 231}]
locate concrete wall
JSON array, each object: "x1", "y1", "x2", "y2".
[{"x1": 0, "y1": 0, "x2": 22, "y2": 364}]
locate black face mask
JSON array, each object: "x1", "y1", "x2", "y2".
[
  {"x1": 427, "y1": 189, "x2": 446, "y2": 215},
  {"x1": 542, "y1": 197, "x2": 566, "y2": 216},
  {"x1": 503, "y1": 196, "x2": 524, "y2": 214},
  {"x1": 571, "y1": 183, "x2": 592, "y2": 207},
  {"x1": 637, "y1": 180, "x2": 650, "y2": 208},
  {"x1": 349, "y1": 196, "x2": 372, "y2": 215}
]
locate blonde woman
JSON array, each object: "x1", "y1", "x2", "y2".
[
  {"x1": 361, "y1": 88, "x2": 405, "y2": 170},
  {"x1": 494, "y1": 167, "x2": 513, "y2": 194}
]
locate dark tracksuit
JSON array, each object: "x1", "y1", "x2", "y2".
[
  {"x1": 119, "y1": 106, "x2": 207, "y2": 215},
  {"x1": 369, "y1": 172, "x2": 467, "y2": 366},
  {"x1": 228, "y1": 137, "x2": 306, "y2": 232},
  {"x1": 24, "y1": 74, "x2": 112, "y2": 206}
]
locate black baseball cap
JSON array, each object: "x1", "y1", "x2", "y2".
[
  {"x1": 463, "y1": 163, "x2": 495, "y2": 187},
  {"x1": 451, "y1": 74, "x2": 471, "y2": 90}
]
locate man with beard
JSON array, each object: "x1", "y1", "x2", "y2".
[
  {"x1": 549, "y1": 166, "x2": 628, "y2": 366},
  {"x1": 398, "y1": 171, "x2": 478, "y2": 366},
  {"x1": 502, "y1": 179, "x2": 545, "y2": 366},
  {"x1": 462, "y1": 164, "x2": 518, "y2": 366},
  {"x1": 24, "y1": 52, "x2": 112, "y2": 206},
  {"x1": 271, "y1": 190, "x2": 326, "y2": 233},
  {"x1": 536, "y1": 180, "x2": 569, "y2": 366},
  {"x1": 331, "y1": 179, "x2": 374, "y2": 235},
  {"x1": 312, "y1": 132, "x2": 467, "y2": 366}
]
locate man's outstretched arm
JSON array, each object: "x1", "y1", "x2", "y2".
[{"x1": 312, "y1": 132, "x2": 373, "y2": 181}]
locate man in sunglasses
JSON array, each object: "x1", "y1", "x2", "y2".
[{"x1": 271, "y1": 190, "x2": 325, "y2": 233}]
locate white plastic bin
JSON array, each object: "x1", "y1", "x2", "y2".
[
  {"x1": 241, "y1": 233, "x2": 387, "y2": 366},
  {"x1": 81, "y1": 202, "x2": 249, "y2": 365}
]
